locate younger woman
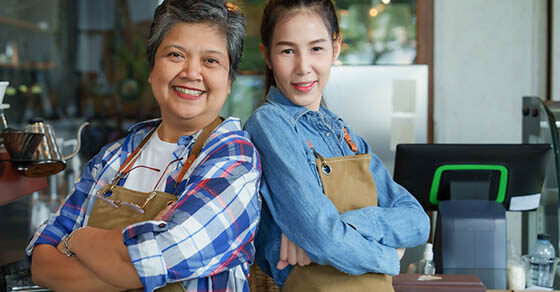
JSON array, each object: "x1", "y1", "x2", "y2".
[{"x1": 245, "y1": 0, "x2": 430, "y2": 290}]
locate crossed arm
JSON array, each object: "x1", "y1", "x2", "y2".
[
  {"x1": 277, "y1": 234, "x2": 406, "y2": 270},
  {"x1": 31, "y1": 244, "x2": 123, "y2": 292},
  {"x1": 29, "y1": 150, "x2": 137, "y2": 291},
  {"x1": 31, "y1": 202, "x2": 174, "y2": 291}
]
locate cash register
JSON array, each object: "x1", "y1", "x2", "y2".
[{"x1": 394, "y1": 143, "x2": 552, "y2": 289}]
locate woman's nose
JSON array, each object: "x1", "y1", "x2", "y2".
[
  {"x1": 296, "y1": 53, "x2": 311, "y2": 76},
  {"x1": 179, "y1": 59, "x2": 202, "y2": 80}
]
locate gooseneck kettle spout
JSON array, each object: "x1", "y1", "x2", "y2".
[{"x1": 63, "y1": 122, "x2": 89, "y2": 161}]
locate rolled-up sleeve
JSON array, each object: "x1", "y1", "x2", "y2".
[
  {"x1": 121, "y1": 133, "x2": 261, "y2": 291},
  {"x1": 25, "y1": 148, "x2": 106, "y2": 257},
  {"x1": 338, "y1": 133, "x2": 430, "y2": 248}
]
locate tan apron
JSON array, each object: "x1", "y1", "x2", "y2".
[
  {"x1": 280, "y1": 128, "x2": 394, "y2": 292},
  {"x1": 88, "y1": 118, "x2": 223, "y2": 292}
]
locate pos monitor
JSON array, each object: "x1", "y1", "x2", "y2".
[{"x1": 393, "y1": 144, "x2": 552, "y2": 211}]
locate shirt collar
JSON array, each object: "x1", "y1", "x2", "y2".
[
  {"x1": 126, "y1": 118, "x2": 200, "y2": 146},
  {"x1": 126, "y1": 116, "x2": 242, "y2": 146},
  {"x1": 127, "y1": 118, "x2": 162, "y2": 133},
  {"x1": 266, "y1": 86, "x2": 344, "y2": 125},
  {"x1": 266, "y1": 86, "x2": 316, "y2": 121}
]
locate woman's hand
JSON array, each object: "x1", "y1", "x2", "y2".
[
  {"x1": 56, "y1": 241, "x2": 66, "y2": 255},
  {"x1": 58, "y1": 227, "x2": 142, "y2": 289},
  {"x1": 396, "y1": 248, "x2": 406, "y2": 260},
  {"x1": 31, "y1": 244, "x2": 123, "y2": 292},
  {"x1": 56, "y1": 228, "x2": 85, "y2": 256},
  {"x1": 277, "y1": 233, "x2": 311, "y2": 270},
  {"x1": 154, "y1": 201, "x2": 176, "y2": 221}
]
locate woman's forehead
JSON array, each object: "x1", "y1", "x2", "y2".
[
  {"x1": 162, "y1": 22, "x2": 228, "y2": 52},
  {"x1": 273, "y1": 10, "x2": 331, "y2": 43}
]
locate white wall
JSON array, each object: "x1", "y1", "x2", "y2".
[
  {"x1": 553, "y1": 0, "x2": 560, "y2": 101},
  {"x1": 434, "y1": 0, "x2": 547, "y2": 143},
  {"x1": 433, "y1": 0, "x2": 548, "y2": 261}
]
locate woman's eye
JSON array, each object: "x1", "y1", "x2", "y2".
[
  {"x1": 281, "y1": 49, "x2": 294, "y2": 55},
  {"x1": 311, "y1": 47, "x2": 323, "y2": 52},
  {"x1": 168, "y1": 52, "x2": 182, "y2": 58},
  {"x1": 205, "y1": 58, "x2": 221, "y2": 66}
]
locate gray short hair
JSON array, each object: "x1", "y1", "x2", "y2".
[{"x1": 146, "y1": 0, "x2": 246, "y2": 81}]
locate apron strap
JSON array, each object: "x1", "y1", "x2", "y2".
[
  {"x1": 111, "y1": 128, "x2": 159, "y2": 184},
  {"x1": 174, "y1": 116, "x2": 225, "y2": 187},
  {"x1": 343, "y1": 128, "x2": 358, "y2": 152},
  {"x1": 112, "y1": 117, "x2": 224, "y2": 188},
  {"x1": 306, "y1": 127, "x2": 358, "y2": 153}
]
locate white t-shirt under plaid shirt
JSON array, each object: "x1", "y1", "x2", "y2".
[{"x1": 123, "y1": 128, "x2": 182, "y2": 192}]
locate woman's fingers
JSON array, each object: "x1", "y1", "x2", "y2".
[
  {"x1": 297, "y1": 244, "x2": 305, "y2": 265},
  {"x1": 277, "y1": 234, "x2": 290, "y2": 270},
  {"x1": 280, "y1": 233, "x2": 288, "y2": 262},
  {"x1": 153, "y1": 201, "x2": 176, "y2": 221},
  {"x1": 296, "y1": 245, "x2": 311, "y2": 266},
  {"x1": 56, "y1": 241, "x2": 65, "y2": 254},
  {"x1": 288, "y1": 239, "x2": 298, "y2": 265},
  {"x1": 301, "y1": 248, "x2": 311, "y2": 266},
  {"x1": 278, "y1": 233, "x2": 312, "y2": 268},
  {"x1": 277, "y1": 260, "x2": 289, "y2": 270}
]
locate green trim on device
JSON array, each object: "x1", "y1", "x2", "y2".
[{"x1": 429, "y1": 164, "x2": 508, "y2": 205}]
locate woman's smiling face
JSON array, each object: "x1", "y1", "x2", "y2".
[
  {"x1": 149, "y1": 22, "x2": 231, "y2": 134},
  {"x1": 264, "y1": 10, "x2": 340, "y2": 111}
]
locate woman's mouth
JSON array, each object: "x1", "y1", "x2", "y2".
[
  {"x1": 173, "y1": 86, "x2": 205, "y2": 99},
  {"x1": 292, "y1": 81, "x2": 316, "y2": 92}
]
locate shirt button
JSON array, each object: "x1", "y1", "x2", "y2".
[{"x1": 325, "y1": 132, "x2": 331, "y2": 137}]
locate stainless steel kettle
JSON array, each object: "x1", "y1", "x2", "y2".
[{"x1": 22, "y1": 118, "x2": 89, "y2": 177}]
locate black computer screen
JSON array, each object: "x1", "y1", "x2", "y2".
[{"x1": 393, "y1": 144, "x2": 552, "y2": 211}]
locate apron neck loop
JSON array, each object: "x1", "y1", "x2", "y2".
[
  {"x1": 343, "y1": 128, "x2": 358, "y2": 152},
  {"x1": 173, "y1": 116, "x2": 225, "y2": 192},
  {"x1": 112, "y1": 127, "x2": 159, "y2": 185},
  {"x1": 111, "y1": 117, "x2": 224, "y2": 192},
  {"x1": 306, "y1": 127, "x2": 359, "y2": 156},
  {"x1": 307, "y1": 140, "x2": 324, "y2": 160}
]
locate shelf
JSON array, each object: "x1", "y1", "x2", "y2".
[
  {"x1": 0, "y1": 16, "x2": 53, "y2": 33},
  {"x1": 0, "y1": 61, "x2": 56, "y2": 71}
]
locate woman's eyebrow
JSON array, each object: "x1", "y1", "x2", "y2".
[
  {"x1": 161, "y1": 45, "x2": 227, "y2": 58},
  {"x1": 309, "y1": 38, "x2": 328, "y2": 45},
  {"x1": 273, "y1": 40, "x2": 296, "y2": 47},
  {"x1": 162, "y1": 44, "x2": 186, "y2": 52},
  {"x1": 273, "y1": 38, "x2": 328, "y2": 47},
  {"x1": 204, "y1": 49, "x2": 227, "y2": 58}
]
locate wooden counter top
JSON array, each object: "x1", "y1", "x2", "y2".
[{"x1": 0, "y1": 150, "x2": 47, "y2": 205}]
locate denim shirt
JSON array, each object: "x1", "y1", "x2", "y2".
[{"x1": 244, "y1": 86, "x2": 430, "y2": 288}]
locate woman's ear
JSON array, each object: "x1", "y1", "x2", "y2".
[
  {"x1": 259, "y1": 43, "x2": 272, "y2": 70},
  {"x1": 332, "y1": 35, "x2": 342, "y2": 63}
]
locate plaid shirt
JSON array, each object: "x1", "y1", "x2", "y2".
[{"x1": 26, "y1": 117, "x2": 262, "y2": 292}]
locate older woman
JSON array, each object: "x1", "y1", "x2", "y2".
[{"x1": 26, "y1": 1, "x2": 261, "y2": 291}]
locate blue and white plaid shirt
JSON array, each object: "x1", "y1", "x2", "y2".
[{"x1": 26, "y1": 117, "x2": 262, "y2": 292}]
